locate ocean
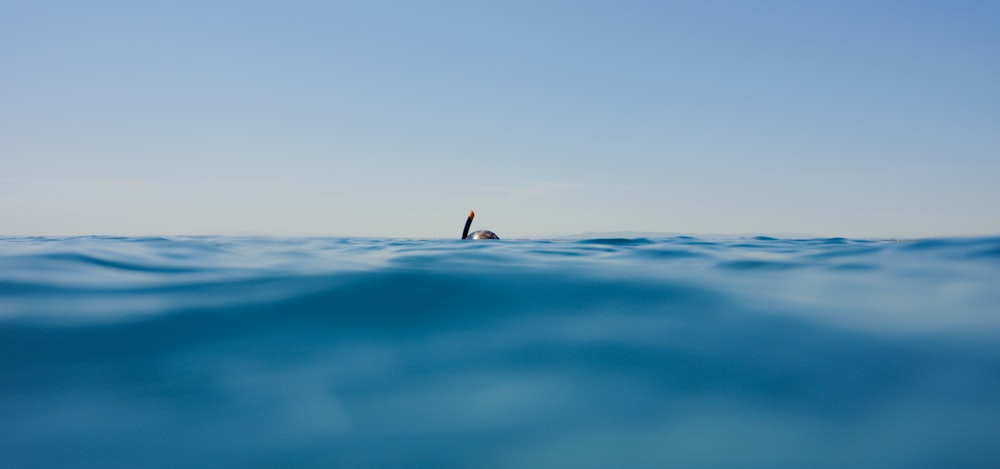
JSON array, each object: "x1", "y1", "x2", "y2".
[{"x1": 2, "y1": 235, "x2": 999, "y2": 468}]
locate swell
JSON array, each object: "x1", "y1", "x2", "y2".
[
  {"x1": 4, "y1": 265, "x2": 999, "y2": 468},
  {"x1": 3, "y1": 236, "x2": 1000, "y2": 468},
  {"x1": 0, "y1": 267, "x2": 717, "y2": 365},
  {"x1": 3, "y1": 235, "x2": 1000, "y2": 326}
]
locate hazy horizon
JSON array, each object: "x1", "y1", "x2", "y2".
[{"x1": 3, "y1": 1, "x2": 998, "y2": 239}]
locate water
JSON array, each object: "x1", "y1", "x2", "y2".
[{"x1": 2, "y1": 236, "x2": 999, "y2": 468}]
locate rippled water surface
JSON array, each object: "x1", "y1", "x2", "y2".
[{"x1": 2, "y1": 236, "x2": 999, "y2": 467}]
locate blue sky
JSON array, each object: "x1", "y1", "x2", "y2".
[{"x1": 2, "y1": 0, "x2": 998, "y2": 238}]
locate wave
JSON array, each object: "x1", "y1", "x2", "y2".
[{"x1": 2, "y1": 236, "x2": 1000, "y2": 467}]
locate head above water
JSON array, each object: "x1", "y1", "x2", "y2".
[{"x1": 462, "y1": 210, "x2": 500, "y2": 240}]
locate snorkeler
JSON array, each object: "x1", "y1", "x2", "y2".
[{"x1": 462, "y1": 210, "x2": 499, "y2": 240}]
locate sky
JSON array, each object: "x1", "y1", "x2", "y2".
[{"x1": 2, "y1": 0, "x2": 998, "y2": 238}]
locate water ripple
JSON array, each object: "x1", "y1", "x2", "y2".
[{"x1": 1, "y1": 236, "x2": 999, "y2": 467}]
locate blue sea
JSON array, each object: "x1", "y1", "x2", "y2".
[{"x1": 2, "y1": 235, "x2": 999, "y2": 468}]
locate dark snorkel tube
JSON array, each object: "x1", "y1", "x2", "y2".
[{"x1": 462, "y1": 210, "x2": 475, "y2": 240}]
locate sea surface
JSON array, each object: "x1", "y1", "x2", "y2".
[{"x1": 2, "y1": 235, "x2": 999, "y2": 468}]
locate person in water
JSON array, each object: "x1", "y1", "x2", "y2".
[{"x1": 462, "y1": 210, "x2": 499, "y2": 239}]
